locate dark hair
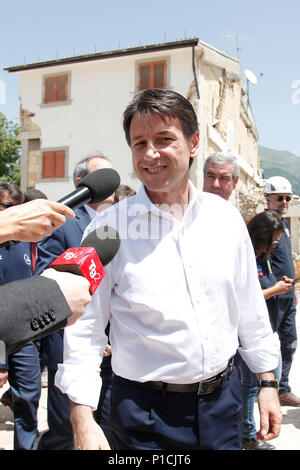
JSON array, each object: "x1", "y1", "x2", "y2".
[
  {"x1": 0, "y1": 182, "x2": 24, "y2": 203},
  {"x1": 247, "y1": 210, "x2": 284, "y2": 261},
  {"x1": 114, "y1": 184, "x2": 136, "y2": 203},
  {"x1": 123, "y1": 89, "x2": 199, "y2": 167},
  {"x1": 23, "y1": 188, "x2": 48, "y2": 202}
]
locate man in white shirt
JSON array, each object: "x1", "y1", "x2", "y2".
[{"x1": 56, "y1": 89, "x2": 281, "y2": 450}]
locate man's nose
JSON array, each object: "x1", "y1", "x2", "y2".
[
  {"x1": 212, "y1": 177, "x2": 221, "y2": 188},
  {"x1": 144, "y1": 143, "x2": 160, "y2": 160}
]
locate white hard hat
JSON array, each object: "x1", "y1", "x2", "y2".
[{"x1": 264, "y1": 176, "x2": 292, "y2": 195}]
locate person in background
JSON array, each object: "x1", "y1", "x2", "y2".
[
  {"x1": 114, "y1": 184, "x2": 137, "y2": 203},
  {"x1": 23, "y1": 188, "x2": 49, "y2": 387},
  {"x1": 0, "y1": 182, "x2": 42, "y2": 449},
  {"x1": 23, "y1": 188, "x2": 48, "y2": 203},
  {"x1": 202, "y1": 152, "x2": 239, "y2": 201},
  {"x1": 0, "y1": 198, "x2": 91, "y2": 355},
  {"x1": 265, "y1": 176, "x2": 300, "y2": 406},
  {"x1": 1, "y1": 187, "x2": 49, "y2": 408},
  {"x1": 240, "y1": 210, "x2": 294, "y2": 450},
  {"x1": 35, "y1": 152, "x2": 116, "y2": 450}
]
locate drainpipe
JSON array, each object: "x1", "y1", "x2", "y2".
[{"x1": 192, "y1": 44, "x2": 200, "y2": 99}]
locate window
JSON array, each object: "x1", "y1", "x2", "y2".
[
  {"x1": 43, "y1": 74, "x2": 69, "y2": 104},
  {"x1": 42, "y1": 149, "x2": 66, "y2": 178},
  {"x1": 138, "y1": 60, "x2": 167, "y2": 91}
]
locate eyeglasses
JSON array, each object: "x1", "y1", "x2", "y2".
[
  {"x1": 0, "y1": 202, "x2": 17, "y2": 208},
  {"x1": 277, "y1": 195, "x2": 291, "y2": 202}
]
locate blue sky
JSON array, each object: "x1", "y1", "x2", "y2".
[{"x1": 1, "y1": 0, "x2": 299, "y2": 156}]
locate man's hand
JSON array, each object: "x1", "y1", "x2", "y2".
[
  {"x1": 103, "y1": 345, "x2": 111, "y2": 357},
  {"x1": 41, "y1": 269, "x2": 91, "y2": 325},
  {"x1": 256, "y1": 384, "x2": 282, "y2": 441},
  {"x1": 70, "y1": 402, "x2": 110, "y2": 450},
  {"x1": 3, "y1": 199, "x2": 75, "y2": 243},
  {"x1": 0, "y1": 369, "x2": 8, "y2": 389}
]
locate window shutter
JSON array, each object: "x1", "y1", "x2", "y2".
[
  {"x1": 42, "y1": 151, "x2": 55, "y2": 178},
  {"x1": 57, "y1": 76, "x2": 68, "y2": 102},
  {"x1": 42, "y1": 150, "x2": 66, "y2": 178},
  {"x1": 153, "y1": 62, "x2": 165, "y2": 88},
  {"x1": 138, "y1": 61, "x2": 166, "y2": 91},
  {"x1": 139, "y1": 64, "x2": 150, "y2": 91},
  {"x1": 44, "y1": 77, "x2": 56, "y2": 103},
  {"x1": 54, "y1": 151, "x2": 65, "y2": 177},
  {"x1": 44, "y1": 75, "x2": 68, "y2": 103}
]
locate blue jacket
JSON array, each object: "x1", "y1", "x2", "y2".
[
  {"x1": 0, "y1": 242, "x2": 33, "y2": 285},
  {"x1": 35, "y1": 205, "x2": 91, "y2": 274}
]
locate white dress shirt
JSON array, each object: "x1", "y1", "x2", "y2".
[{"x1": 56, "y1": 183, "x2": 280, "y2": 409}]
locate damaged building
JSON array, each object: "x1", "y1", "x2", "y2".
[{"x1": 4, "y1": 38, "x2": 272, "y2": 221}]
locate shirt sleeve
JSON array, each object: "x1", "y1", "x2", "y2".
[
  {"x1": 55, "y1": 269, "x2": 112, "y2": 410},
  {"x1": 237, "y1": 231, "x2": 280, "y2": 373}
]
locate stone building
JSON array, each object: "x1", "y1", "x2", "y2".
[{"x1": 5, "y1": 37, "x2": 261, "y2": 210}]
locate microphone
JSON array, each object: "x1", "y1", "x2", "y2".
[
  {"x1": 57, "y1": 168, "x2": 121, "y2": 210},
  {"x1": 50, "y1": 226, "x2": 120, "y2": 294}
]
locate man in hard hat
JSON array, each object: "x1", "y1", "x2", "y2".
[{"x1": 265, "y1": 176, "x2": 300, "y2": 406}]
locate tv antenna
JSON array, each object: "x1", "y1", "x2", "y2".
[{"x1": 224, "y1": 32, "x2": 253, "y2": 61}]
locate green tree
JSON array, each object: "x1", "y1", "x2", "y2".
[{"x1": 0, "y1": 113, "x2": 21, "y2": 185}]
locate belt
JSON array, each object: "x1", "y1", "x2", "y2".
[{"x1": 127, "y1": 358, "x2": 234, "y2": 396}]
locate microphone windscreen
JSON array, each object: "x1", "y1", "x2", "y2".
[
  {"x1": 77, "y1": 168, "x2": 120, "y2": 204},
  {"x1": 81, "y1": 226, "x2": 120, "y2": 266}
]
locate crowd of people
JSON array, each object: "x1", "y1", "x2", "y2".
[{"x1": 0, "y1": 88, "x2": 299, "y2": 451}]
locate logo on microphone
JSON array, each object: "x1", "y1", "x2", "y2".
[
  {"x1": 63, "y1": 250, "x2": 84, "y2": 260},
  {"x1": 89, "y1": 259, "x2": 101, "y2": 281}
]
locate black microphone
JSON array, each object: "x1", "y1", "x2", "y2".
[
  {"x1": 57, "y1": 168, "x2": 121, "y2": 210},
  {"x1": 51, "y1": 226, "x2": 120, "y2": 294}
]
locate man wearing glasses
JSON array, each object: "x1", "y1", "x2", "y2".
[
  {"x1": 265, "y1": 176, "x2": 300, "y2": 406},
  {"x1": 0, "y1": 182, "x2": 22, "y2": 210}
]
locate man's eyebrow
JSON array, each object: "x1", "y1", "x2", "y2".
[{"x1": 131, "y1": 130, "x2": 174, "y2": 142}]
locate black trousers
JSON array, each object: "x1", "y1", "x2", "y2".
[
  {"x1": 109, "y1": 367, "x2": 242, "y2": 450},
  {"x1": 277, "y1": 297, "x2": 297, "y2": 394}
]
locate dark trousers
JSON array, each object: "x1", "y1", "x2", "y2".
[
  {"x1": 93, "y1": 364, "x2": 114, "y2": 447},
  {"x1": 8, "y1": 342, "x2": 41, "y2": 450},
  {"x1": 277, "y1": 297, "x2": 297, "y2": 394},
  {"x1": 38, "y1": 333, "x2": 113, "y2": 450},
  {"x1": 37, "y1": 333, "x2": 74, "y2": 450},
  {"x1": 37, "y1": 367, "x2": 74, "y2": 450},
  {"x1": 109, "y1": 367, "x2": 242, "y2": 450}
]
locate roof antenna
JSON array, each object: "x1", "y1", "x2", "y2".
[{"x1": 224, "y1": 31, "x2": 253, "y2": 61}]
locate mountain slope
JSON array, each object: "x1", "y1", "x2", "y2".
[{"x1": 258, "y1": 145, "x2": 300, "y2": 196}]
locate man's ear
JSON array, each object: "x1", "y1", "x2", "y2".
[
  {"x1": 189, "y1": 130, "x2": 200, "y2": 161},
  {"x1": 233, "y1": 176, "x2": 239, "y2": 188}
]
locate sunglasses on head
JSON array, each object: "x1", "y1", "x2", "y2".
[{"x1": 277, "y1": 195, "x2": 291, "y2": 202}]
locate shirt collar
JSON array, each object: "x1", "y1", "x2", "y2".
[
  {"x1": 84, "y1": 204, "x2": 97, "y2": 219},
  {"x1": 133, "y1": 182, "x2": 202, "y2": 223}
]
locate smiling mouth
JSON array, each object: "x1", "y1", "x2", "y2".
[{"x1": 145, "y1": 166, "x2": 166, "y2": 174}]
